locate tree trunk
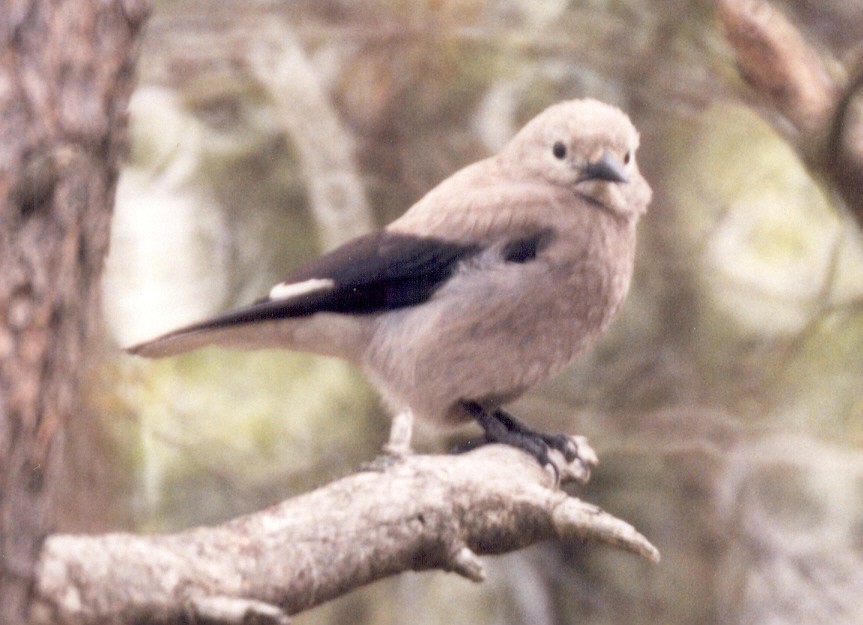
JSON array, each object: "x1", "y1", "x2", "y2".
[{"x1": 0, "y1": 1, "x2": 150, "y2": 622}]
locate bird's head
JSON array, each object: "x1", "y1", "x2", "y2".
[{"x1": 499, "y1": 98, "x2": 652, "y2": 220}]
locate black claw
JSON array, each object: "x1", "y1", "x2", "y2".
[
  {"x1": 538, "y1": 432, "x2": 579, "y2": 462},
  {"x1": 458, "y1": 401, "x2": 578, "y2": 477}
]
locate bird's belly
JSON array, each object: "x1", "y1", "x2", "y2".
[{"x1": 362, "y1": 278, "x2": 616, "y2": 427}]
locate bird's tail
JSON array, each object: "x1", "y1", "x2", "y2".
[
  {"x1": 126, "y1": 320, "x2": 275, "y2": 358},
  {"x1": 126, "y1": 311, "x2": 365, "y2": 361}
]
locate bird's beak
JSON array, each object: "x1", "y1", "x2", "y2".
[{"x1": 580, "y1": 151, "x2": 629, "y2": 184}]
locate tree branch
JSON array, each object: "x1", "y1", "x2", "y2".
[
  {"x1": 717, "y1": 0, "x2": 863, "y2": 229},
  {"x1": 33, "y1": 444, "x2": 658, "y2": 625},
  {"x1": 244, "y1": 20, "x2": 376, "y2": 250}
]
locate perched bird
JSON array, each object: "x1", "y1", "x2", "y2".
[{"x1": 128, "y1": 98, "x2": 652, "y2": 472}]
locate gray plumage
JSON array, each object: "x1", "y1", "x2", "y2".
[{"x1": 128, "y1": 98, "x2": 652, "y2": 458}]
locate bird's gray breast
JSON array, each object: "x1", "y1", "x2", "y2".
[{"x1": 362, "y1": 213, "x2": 636, "y2": 423}]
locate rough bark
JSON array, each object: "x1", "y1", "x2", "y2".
[
  {"x1": 33, "y1": 444, "x2": 659, "y2": 625},
  {"x1": 0, "y1": 1, "x2": 151, "y2": 622}
]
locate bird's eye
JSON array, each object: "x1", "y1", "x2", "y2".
[
  {"x1": 623, "y1": 150, "x2": 632, "y2": 165},
  {"x1": 552, "y1": 141, "x2": 567, "y2": 160}
]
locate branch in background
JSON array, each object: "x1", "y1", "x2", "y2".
[
  {"x1": 245, "y1": 21, "x2": 376, "y2": 250},
  {"x1": 716, "y1": 0, "x2": 837, "y2": 135},
  {"x1": 33, "y1": 444, "x2": 659, "y2": 625},
  {"x1": 717, "y1": 0, "x2": 863, "y2": 229},
  {"x1": 827, "y1": 63, "x2": 863, "y2": 227}
]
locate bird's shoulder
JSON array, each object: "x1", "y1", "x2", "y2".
[{"x1": 392, "y1": 160, "x2": 576, "y2": 245}]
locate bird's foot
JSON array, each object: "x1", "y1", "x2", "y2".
[{"x1": 457, "y1": 401, "x2": 597, "y2": 485}]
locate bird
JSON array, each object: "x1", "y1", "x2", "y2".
[{"x1": 127, "y1": 98, "x2": 652, "y2": 474}]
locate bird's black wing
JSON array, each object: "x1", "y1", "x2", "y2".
[
  {"x1": 125, "y1": 227, "x2": 558, "y2": 357},
  {"x1": 195, "y1": 230, "x2": 483, "y2": 331}
]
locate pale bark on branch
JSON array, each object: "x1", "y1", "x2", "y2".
[{"x1": 33, "y1": 444, "x2": 659, "y2": 625}]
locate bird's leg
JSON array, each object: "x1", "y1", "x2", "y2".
[
  {"x1": 490, "y1": 408, "x2": 579, "y2": 462},
  {"x1": 383, "y1": 408, "x2": 414, "y2": 457},
  {"x1": 458, "y1": 401, "x2": 580, "y2": 471}
]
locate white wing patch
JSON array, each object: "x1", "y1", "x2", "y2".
[{"x1": 268, "y1": 278, "x2": 335, "y2": 301}]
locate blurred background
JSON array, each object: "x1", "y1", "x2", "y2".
[{"x1": 63, "y1": 1, "x2": 863, "y2": 624}]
